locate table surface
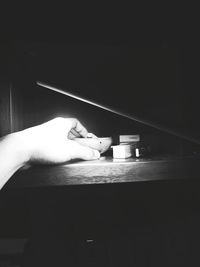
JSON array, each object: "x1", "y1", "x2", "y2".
[{"x1": 6, "y1": 154, "x2": 200, "y2": 188}]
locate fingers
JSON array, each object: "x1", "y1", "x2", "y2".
[
  {"x1": 44, "y1": 117, "x2": 93, "y2": 139},
  {"x1": 45, "y1": 117, "x2": 88, "y2": 138},
  {"x1": 69, "y1": 141, "x2": 100, "y2": 161},
  {"x1": 67, "y1": 118, "x2": 88, "y2": 138},
  {"x1": 86, "y1": 132, "x2": 99, "y2": 139},
  {"x1": 68, "y1": 131, "x2": 77, "y2": 140},
  {"x1": 68, "y1": 131, "x2": 98, "y2": 140},
  {"x1": 70, "y1": 128, "x2": 82, "y2": 138}
]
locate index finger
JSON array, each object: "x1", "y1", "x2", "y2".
[{"x1": 68, "y1": 118, "x2": 88, "y2": 138}]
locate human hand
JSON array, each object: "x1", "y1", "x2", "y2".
[
  {"x1": 0, "y1": 117, "x2": 100, "y2": 189},
  {"x1": 17, "y1": 117, "x2": 100, "y2": 164}
]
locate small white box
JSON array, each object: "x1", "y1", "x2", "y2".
[
  {"x1": 119, "y1": 134, "x2": 140, "y2": 143},
  {"x1": 112, "y1": 144, "x2": 133, "y2": 159}
]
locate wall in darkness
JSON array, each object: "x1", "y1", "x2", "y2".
[
  {"x1": 10, "y1": 42, "x2": 181, "y2": 139},
  {"x1": 2, "y1": 39, "x2": 200, "y2": 139},
  {"x1": 180, "y1": 48, "x2": 200, "y2": 133}
]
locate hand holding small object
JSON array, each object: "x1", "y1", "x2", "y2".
[{"x1": 0, "y1": 117, "x2": 100, "y2": 189}]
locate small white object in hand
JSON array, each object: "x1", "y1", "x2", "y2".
[{"x1": 87, "y1": 133, "x2": 98, "y2": 139}]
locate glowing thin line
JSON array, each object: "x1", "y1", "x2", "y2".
[{"x1": 36, "y1": 81, "x2": 200, "y2": 145}]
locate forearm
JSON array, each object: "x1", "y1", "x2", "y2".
[{"x1": 0, "y1": 133, "x2": 29, "y2": 189}]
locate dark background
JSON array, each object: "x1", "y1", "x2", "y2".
[
  {"x1": 1, "y1": 18, "x2": 199, "y2": 139},
  {"x1": 1, "y1": 14, "x2": 200, "y2": 228},
  {"x1": 1, "y1": 14, "x2": 200, "y2": 266}
]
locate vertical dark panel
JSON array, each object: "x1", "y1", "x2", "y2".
[
  {"x1": 0, "y1": 42, "x2": 11, "y2": 137},
  {"x1": 0, "y1": 82, "x2": 11, "y2": 137},
  {"x1": 9, "y1": 83, "x2": 24, "y2": 133}
]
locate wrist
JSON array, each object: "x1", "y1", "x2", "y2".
[
  {"x1": 6, "y1": 131, "x2": 31, "y2": 167},
  {"x1": 0, "y1": 132, "x2": 31, "y2": 189}
]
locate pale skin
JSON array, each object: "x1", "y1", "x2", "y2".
[{"x1": 0, "y1": 117, "x2": 100, "y2": 190}]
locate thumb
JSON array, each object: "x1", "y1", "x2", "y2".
[{"x1": 70, "y1": 142, "x2": 100, "y2": 161}]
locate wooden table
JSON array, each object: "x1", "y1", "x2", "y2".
[
  {"x1": 7, "y1": 154, "x2": 200, "y2": 188},
  {"x1": 4, "y1": 154, "x2": 200, "y2": 266}
]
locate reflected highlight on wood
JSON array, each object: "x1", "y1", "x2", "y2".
[{"x1": 7, "y1": 155, "x2": 200, "y2": 188}]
